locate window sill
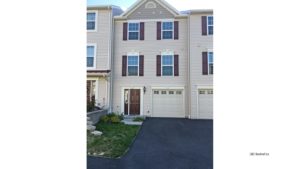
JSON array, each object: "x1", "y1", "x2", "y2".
[{"x1": 87, "y1": 30, "x2": 97, "y2": 33}]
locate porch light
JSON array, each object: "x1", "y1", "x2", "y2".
[{"x1": 143, "y1": 86, "x2": 146, "y2": 94}]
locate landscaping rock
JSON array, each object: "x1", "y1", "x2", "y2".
[
  {"x1": 91, "y1": 130, "x2": 103, "y2": 136},
  {"x1": 87, "y1": 121, "x2": 93, "y2": 125},
  {"x1": 87, "y1": 125, "x2": 96, "y2": 131}
]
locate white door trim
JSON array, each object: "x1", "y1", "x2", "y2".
[
  {"x1": 87, "y1": 77, "x2": 99, "y2": 105},
  {"x1": 121, "y1": 87, "x2": 143, "y2": 115}
]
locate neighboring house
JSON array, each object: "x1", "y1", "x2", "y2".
[
  {"x1": 86, "y1": 5, "x2": 123, "y2": 110},
  {"x1": 87, "y1": 0, "x2": 213, "y2": 119}
]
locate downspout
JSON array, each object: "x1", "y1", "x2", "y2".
[
  {"x1": 187, "y1": 13, "x2": 191, "y2": 119},
  {"x1": 108, "y1": 7, "x2": 114, "y2": 113}
]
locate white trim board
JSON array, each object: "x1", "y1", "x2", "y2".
[
  {"x1": 151, "y1": 86, "x2": 185, "y2": 90},
  {"x1": 197, "y1": 85, "x2": 213, "y2": 89}
]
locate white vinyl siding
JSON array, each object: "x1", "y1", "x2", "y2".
[
  {"x1": 189, "y1": 14, "x2": 213, "y2": 119},
  {"x1": 112, "y1": 19, "x2": 188, "y2": 117}
]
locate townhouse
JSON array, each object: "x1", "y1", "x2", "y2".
[
  {"x1": 87, "y1": 0, "x2": 213, "y2": 119},
  {"x1": 86, "y1": 5, "x2": 123, "y2": 110}
]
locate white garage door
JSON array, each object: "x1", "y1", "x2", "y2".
[
  {"x1": 152, "y1": 89, "x2": 185, "y2": 118},
  {"x1": 198, "y1": 89, "x2": 213, "y2": 119}
]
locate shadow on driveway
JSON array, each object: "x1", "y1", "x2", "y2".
[{"x1": 87, "y1": 118, "x2": 213, "y2": 169}]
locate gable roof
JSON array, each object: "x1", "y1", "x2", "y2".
[{"x1": 120, "y1": 0, "x2": 180, "y2": 17}]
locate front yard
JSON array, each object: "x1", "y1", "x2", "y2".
[{"x1": 87, "y1": 122, "x2": 141, "y2": 158}]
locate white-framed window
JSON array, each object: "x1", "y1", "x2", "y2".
[
  {"x1": 162, "y1": 54, "x2": 174, "y2": 76},
  {"x1": 176, "y1": 91, "x2": 182, "y2": 95},
  {"x1": 161, "y1": 91, "x2": 167, "y2": 94},
  {"x1": 199, "y1": 90, "x2": 206, "y2": 94},
  {"x1": 207, "y1": 16, "x2": 213, "y2": 35},
  {"x1": 208, "y1": 52, "x2": 213, "y2": 74},
  {"x1": 87, "y1": 11, "x2": 97, "y2": 31},
  {"x1": 87, "y1": 44, "x2": 96, "y2": 69},
  {"x1": 169, "y1": 91, "x2": 174, "y2": 94},
  {"x1": 162, "y1": 22, "x2": 173, "y2": 39},
  {"x1": 154, "y1": 90, "x2": 159, "y2": 94},
  {"x1": 127, "y1": 55, "x2": 139, "y2": 76},
  {"x1": 208, "y1": 89, "x2": 213, "y2": 94},
  {"x1": 128, "y1": 23, "x2": 139, "y2": 40}
]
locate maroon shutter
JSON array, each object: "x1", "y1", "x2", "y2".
[
  {"x1": 174, "y1": 21, "x2": 179, "y2": 40},
  {"x1": 140, "y1": 22, "x2": 144, "y2": 40},
  {"x1": 122, "y1": 55, "x2": 127, "y2": 76},
  {"x1": 202, "y1": 52, "x2": 208, "y2": 75},
  {"x1": 174, "y1": 55, "x2": 179, "y2": 76},
  {"x1": 139, "y1": 55, "x2": 144, "y2": 76},
  {"x1": 157, "y1": 22, "x2": 161, "y2": 40},
  {"x1": 123, "y1": 22, "x2": 128, "y2": 40},
  {"x1": 202, "y1": 16, "x2": 207, "y2": 35},
  {"x1": 156, "y1": 55, "x2": 161, "y2": 76}
]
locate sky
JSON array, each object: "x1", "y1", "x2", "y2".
[{"x1": 87, "y1": 0, "x2": 212, "y2": 11}]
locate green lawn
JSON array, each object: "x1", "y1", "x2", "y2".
[{"x1": 87, "y1": 122, "x2": 141, "y2": 158}]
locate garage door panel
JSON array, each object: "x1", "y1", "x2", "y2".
[
  {"x1": 153, "y1": 90, "x2": 184, "y2": 118},
  {"x1": 198, "y1": 89, "x2": 213, "y2": 119}
]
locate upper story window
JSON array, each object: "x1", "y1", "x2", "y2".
[
  {"x1": 87, "y1": 45, "x2": 96, "y2": 68},
  {"x1": 208, "y1": 52, "x2": 213, "y2": 74},
  {"x1": 127, "y1": 55, "x2": 139, "y2": 76},
  {"x1": 87, "y1": 12, "x2": 96, "y2": 31},
  {"x1": 202, "y1": 51, "x2": 213, "y2": 75},
  {"x1": 162, "y1": 22, "x2": 173, "y2": 39},
  {"x1": 202, "y1": 15, "x2": 213, "y2": 36},
  {"x1": 128, "y1": 23, "x2": 139, "y2": 40},
  {"x1": 162, "y1": 55, "x2": 174, "y2": 76},
  {"x1": 207, "y1": 16, "x2": 213, "y2": 35}
]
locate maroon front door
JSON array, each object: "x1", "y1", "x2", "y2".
[
  {"x1": 129, "y1": 89, "x2": 140, "y2": 115},
  {"x1": 124, "y1": 89, "x2": 140, "y2": 115}
]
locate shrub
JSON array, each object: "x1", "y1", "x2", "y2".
[
  {"x1": 100, "y1": 113, "x2": 122, "y2": 123},
  {"x1": 100, "y1": 115, "x2": 110, "y2": 123},
  {"x1": 107, "y1": 113, "x2": 116, "y2": 118},
  {"x1": 111, "y1": 116, "x2": 121, "y2": 123}
]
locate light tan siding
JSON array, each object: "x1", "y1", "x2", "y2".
[
  {"x1": 112, "y1": 18, "x2": 189, "y2": 117},
  {"x1": 189, "y1": 13, "x2": 213, "y2": 119},
  {"x1": 87, "y1": 8, "x2": 114, "y2": 110},
  {"x1": 87, "y1": 9, "x2": 111, "y2": 70}
]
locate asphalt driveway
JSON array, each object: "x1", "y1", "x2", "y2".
[{"x1": 87, "y1": 118, "x2": 213, "y2": 169}]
